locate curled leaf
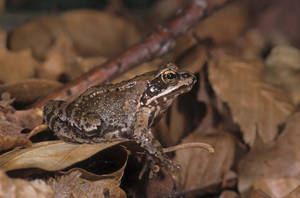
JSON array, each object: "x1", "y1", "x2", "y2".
[{"x1": 0, "y1": 140, "x2": 127, "y2": 171}]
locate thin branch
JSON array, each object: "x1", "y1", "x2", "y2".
[
  {"x1": 32, "y1": 0, "x2": 233, "y2": 108},
  {"x1": 163, "y1": 142, "x2": 214, "y2": 153}
]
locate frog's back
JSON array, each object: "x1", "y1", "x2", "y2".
[{"x1": 52, "y1": 81, "x2": 144, "y2": 141}]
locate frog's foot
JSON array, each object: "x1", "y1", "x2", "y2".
[
  {"x1": 138, "y1": 154, "x2": 159, "y2": 179},
  {"x1": 138, "y1": 152, "x2": 180, "y2": 179},
  {"x1": 154, "y1": 151, "x2": 181, "y2": 172}
]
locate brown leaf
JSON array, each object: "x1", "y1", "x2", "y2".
[
  {"x1": 0, "y1": 28, "x2": 6, "y2": 49},
  {"x1": 209, "y1": 53, "x2": 294, "y2": 146},
  {"x1": 219, "y1": 190, "x2": 240, "y2": 198},
  {"x1": 253, "y1": 178, "x2": 300, "y2": 198},
  {"x1": 0, "y1": 120, "x2": 31, "y2": 151},
  {"x1": 174, "y1": 129, "x2": 235, "y2": 192},
  {"x1": 144, "y1": 168, "x2": 175, "y2": 198},
  {"x1": 238, "y1": 112, "x2": 300, "y2": 195},
  {"x1": 154, "y1": 100, "x2": 186, "y2": 146},
  {"x1": 4, "y1": 108, "x2": 43, "y2": 130},
  {"x1": 283, "y1": 185, "x2": 300, "y2": 198},
  {"x1": 0, "y1": 169, "x2": 54, "y2": 198},
  {"x1": 234, "y1": 29, "x2": 267, "y2": 59},
  {"x1": 49, "y1": 146, "x2": 128, "y2": 198},
  {"x1": 49, "y1": 170, "x2": 126, "y2": 198},
  {"x1": 0, "y1": 49, "x2": 39, "y2": 83},
  {"x1": 254, "y1": 0, "x2": 300, "y2": 49},
  {"x1": 0, "y1": 140, "x2": 127, "y2": 171},
  {"x1": 10, "y1": 10, "x2": 141, "y2": 59},
  {"x1": 265, "y1": 45, "x2": 300, "y2": 104},
  {"x1": 0, "y1": 0, "x2": 4, "y2": 12},
  {"x1": 112, "y1": 61, "x2": 160, "y2": 84},
  {"x1": 194, "y1": 1, "x2": 249, "y2": 44},
  {"x1": 250, "y1": 190, "x2": 272, "y2": 198},
  {"x1": 0, "y1": 101, "x2": 38, "y2": 150},
  {"x1": 71, "y1": 56, "x2": 107, "y2": 76},
  {"x1": 177, "y1": 44, "x2": 208, "y2": 73},
  {"x1": 38, "y1": 35, "x2": 77, "y2": 81},
  {"x1": 0, "y1": 79, "x2": 62, "y2": 104}
]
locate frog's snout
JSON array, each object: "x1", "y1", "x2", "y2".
[{"x1": 181, "y1": 72, "x2": 197, "y2": 85}]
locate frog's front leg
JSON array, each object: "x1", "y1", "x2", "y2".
[{"x1": 133, "y1": 109, "x2": 180, "y2": 177}]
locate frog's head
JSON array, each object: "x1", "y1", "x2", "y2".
[{"x1": 140, "y1": 63, "x2": 196, "y2": 124}]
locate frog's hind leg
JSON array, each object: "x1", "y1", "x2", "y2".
[
  {"x1": 50, "y1": 118, "x2": 88, "y2": 143},
  {"x1": 87, "y1": 129, "x2": 129, "y2": 143}
]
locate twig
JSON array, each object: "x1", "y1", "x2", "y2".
[
  {"x1": 163, "y1": 142, "x2": 214, "y2": 153},
  {"x1": 32, "y1": 0, "x2": 233, "y2": 108}
]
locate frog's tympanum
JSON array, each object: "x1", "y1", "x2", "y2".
[{"x1": 43, "y1": 63, "x2": 196, "y2": 177}]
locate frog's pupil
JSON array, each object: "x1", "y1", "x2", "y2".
[{"x1": 166, "y1": 73, "x2": 176, "y2": 79}]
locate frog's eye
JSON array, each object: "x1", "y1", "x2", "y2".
[{"x1": 161, "y1": 70, "x2": 178, "y2": 84}]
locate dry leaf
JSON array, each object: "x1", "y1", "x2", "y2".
[
  {"x1": 144, "y1": 168, "x2": 175, "y2": 198},
  {"x1": 177, "y1": 44, "x2": 208, "y2": 73},
  {"x1": 0, "y1": 79, "x2": 62, "y2": 104},
  {"x1": 265, "y1": 45, "x2": 300, "y2": 104},
  {"x1": 283, "y1": 185, "x2": 300, "y2": 198},
  {"x1": 38, "y1": 35, "x2": 77, "y2": 81},
  {"x1": 0, "y1": 28, "x2": 6, "y2": 49},
  {"x1": 71, "y1": 56, "x2": 107, "y2": 75},
  {"x1": 219, "y1": 190, "x2": 240, "y2": 198},
  {"x1": 0, "y1": 120, "x2": 31, "y2": 151},
  {"x1": 49, "y1": 147, "x2": 128, "y2": 198},
  {"x1": 167, "y1": 101, "x2": 187, "y2": 145},
  {"x1": 253, "y1": 178, "x2": 300, "y2": 198},
  {"x1": 113, "y1": 0, "x2": 188, "y2": 33},
  {"x1": 174, "y1": 129, "x2": 235, "y2": 192},
  {"x1": 235, "y1": 29, "x2": 267, "y2": 59},
  {"x1": 154, "y1": 100, "x2": 186, "y2": 146},
  {"x1": 10, "y1": 10, "x2": 141, "y2": 59},
  {"x1": 209, "y1": 53, "x2": 294, "y2": 146},
  {"x1": 38, "y1": 35, "x2": 107, "y2": 81},
  {"x1": 49, "y1": 170, "x2": 126, "y2": 198},
  {"x1": 112, "y1": 61, "x2": 160, "y2": 84},
  {"x1": 0, "y1": 49, "x2": 39, "y2": 83},
  {"x1": 0, "y1": 0, "x2": 4, "y2": 12},
  {"x1": 250, "y1": 190, "x2": 272, "y2": 198},
  {"x1": 194, "y1": 1, "x2": 249, "y2": 44},
  {"x1": 0, "y1": 100, "x2": 38, "y2": 150},
  {"x1": 238, "y1": 112, "x2": 300, "y2": 195},
  {"x1": 266, "y1": 45, "x2": 300, "y2": 70},
  {"x1": 3, "y1": 107, "x2": 43, "y2": 130},
  {"x1": 0, "y1": 140, "x2": 126, "y2": 171},
  {"x1": 254, "y1": 0, "x2": 300, "y2": 48},
  {"x1": 0, "y1": 169, "x2": 54, "y2": 198}
]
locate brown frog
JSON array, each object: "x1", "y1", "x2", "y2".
[{"x1": 43, "y1": 63, "x2": 196, "y2": 177}]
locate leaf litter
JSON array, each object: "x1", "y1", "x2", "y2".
[{"x1": 0, "y1": 0, "x2": 300, "y2": 198}]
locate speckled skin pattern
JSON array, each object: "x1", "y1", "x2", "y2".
[{"x1": 43, "y1": 63, "x2": 196, "y2": 174}]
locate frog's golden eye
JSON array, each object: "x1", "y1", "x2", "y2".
[{"x1": 161, "y1": 70, "x2": 178, "y2": 83}]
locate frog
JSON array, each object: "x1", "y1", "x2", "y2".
[{"x1": 43, "y1": 63, "x2": 196, "y2": 177}]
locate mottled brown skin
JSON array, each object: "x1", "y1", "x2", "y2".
[{"x1": 43, "y1": 63, "x2": 196, "y2": 175}]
